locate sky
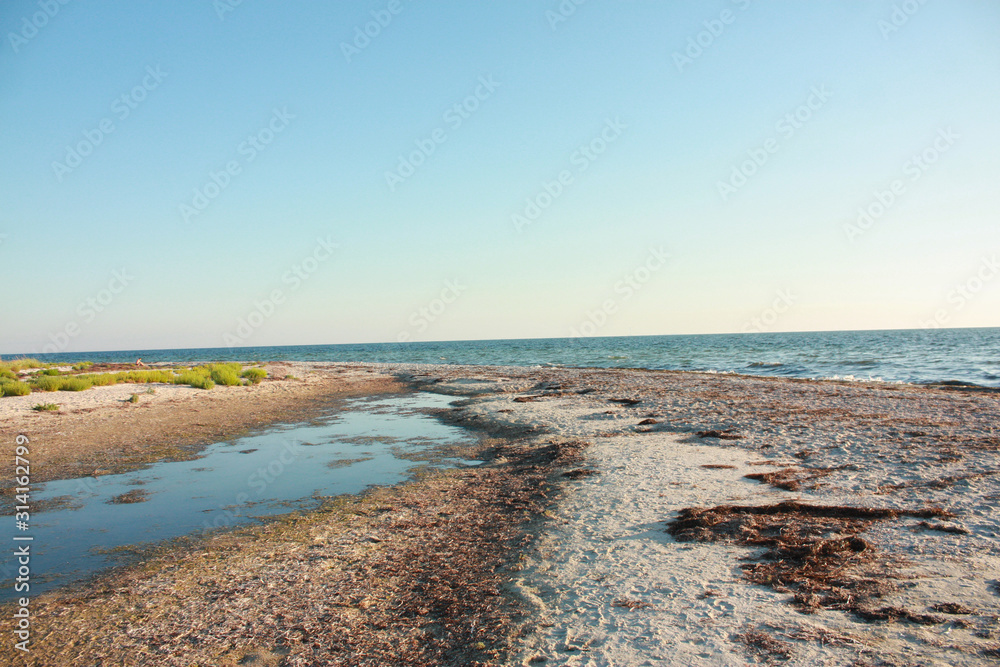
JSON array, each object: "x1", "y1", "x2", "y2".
[{"x1": 1, "y1": 0, "x2": 998, "y2": 354}]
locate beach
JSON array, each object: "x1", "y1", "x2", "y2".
[{"x1": 2, "y1": 363, "x2": 999, "y2": 665}]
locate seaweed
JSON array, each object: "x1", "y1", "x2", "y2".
[{"x1": 667, "y1": 501, "x2": 952, "y2": 623}]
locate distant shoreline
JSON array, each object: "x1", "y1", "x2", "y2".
[{"x1": 5, "y1": 327, "x2": 999, "y2": 389}]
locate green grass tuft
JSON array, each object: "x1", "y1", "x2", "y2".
[
  {"x1": 32, "y1": 403, "x2": 60, "y2": 411},
  {"x1": 42, "y1": 368, "x2": 62, "y2": 376},
  {"x1": 188, "y1": 377, "x2": 215, "y2": 390},
  {"x1": 128, "y1": 393, "x2": 140, "y2": 403},
  {"x1": 210, "y1": 367, "x2": 241, "y2": 386},
  {"x1": 1, "y1": 381, "x2": 32, "y2": 397},
  {"x1": 83, "y1": 373, "x2": 118, "y2": 387},
  {"x1": 31, "y1": 376, "x2": 64, "y2": 392},
  {"x1": 241, "y1": 368, "x2": 268, "y2": 384},
  {"x1": 0, "y1": 358, "x2": 46, "y2": 374},
  {"x1": 61, "y1": 377, "x2": 93, "y2": 391},
  {"x1": 72, "y1": 361, "x2": 94, "y2": 371}
]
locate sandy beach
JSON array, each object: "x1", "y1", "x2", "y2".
[{"x1": 2, "y1": 363, "x2": 999, "y2": 665}]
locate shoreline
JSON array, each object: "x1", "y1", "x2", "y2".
[
  {"x1": 0, "y1": 362, "x2": 409, "y2": 490},
  {"x1": 2, "y1": 363, "x2": 999, "y2": 664}
]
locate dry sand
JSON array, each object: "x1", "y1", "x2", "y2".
[
  {"x1": 413, "y1": 364, "x2": 1000, "y2": 666},
  {"x1": 1, "y1": 362, "x2": 998, "y2": 665}
]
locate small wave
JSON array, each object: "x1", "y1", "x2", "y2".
[
  {"x1": 841, "y1": 359, "x2": 878, "y2": 366},
  {"x1": 922, "y1": 379, "x2": 984, "y2": 388},
  {"x1": 822, "y1": 374, "x2": 893, "y2": 384},
  {"x1": 607, "y1": 355, "x2": 629, "y2": 360},
  {"x1": 747, "y1": 361, "x2": 784, "y2": 368}
]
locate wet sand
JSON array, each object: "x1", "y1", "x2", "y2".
[
  {"x1": 0, "y1": 363, "x2": 407, "y2": 489},
  {"x1": 2, "y1": 363, "x2": 999, "y2": 665}
]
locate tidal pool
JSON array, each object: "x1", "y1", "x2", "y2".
[{"x1": 2, "y1": 391, "x2": 476, "y2": 599}]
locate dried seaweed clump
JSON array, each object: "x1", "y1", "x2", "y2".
[
  {"x1": 743, "y1": 467, "x2": 833, "y2": 491},
  {"x1": 667, "y1": 501, "x2": 951, "y2": 623},
  {"x1": 736, "y1": 628, "x2": 793, "y2": 662}
]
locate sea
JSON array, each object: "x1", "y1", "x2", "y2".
[{"x1": 12, "y1": 327, "x2": 1000, "y2": 388}]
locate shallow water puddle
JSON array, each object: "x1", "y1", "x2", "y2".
[{"x1": 3, "y1": 391, "x2": 475, "y2": 599}]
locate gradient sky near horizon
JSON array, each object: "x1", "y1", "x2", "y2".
[{"x1": 2, "y1": 1, "x2": 999, "y2": 354}]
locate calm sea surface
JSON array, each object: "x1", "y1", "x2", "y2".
[{"x1": 15, "y1": 327, "x2": 1000, "y2": 388}]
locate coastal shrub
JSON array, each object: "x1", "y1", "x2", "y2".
[
  {"x1": 241, "y1": 368, "x2": 267, "y2": 384},
  {"x1": 0, "y1": 358, "x2": 45, "y2": 373},
  {"x1": 31, "y1": 376, "x2": 64, "y2": 392},
  {"x1": 32, "y1": 403, "x2": 59, "y2": 411},
  {"x1": 0, "y1": 369, "x2": 15, "y2": 380},
  {"x1": 61, "y1": 377, "x2": 93, "y2": 391},
  {"x1": 128, "y1": 393, "x2": 140, "y2": 403},
  {"x1": 42, "y1": 368, "x2": 62, "y2": 376},
  {"x1": 210, "y1": 367, "x2": 241, "y2": 386},
  {"x1": 72, "y1": 361, "x2": 94, "y2": 371},
  {"x1": 84, "y1": 373, "x2": 118, "y2": 387},
  {"x1": 173, "y1": 370, "x2": 206, "y2": 386},
  {"x1": 117, "y1": 370, "x2": 174, "y2": 384},
  {"x1": 188, "y1": 377, "x2": 215, "y2": 390},
  {"x1": 1, "y1": 382, "x2": 32, "y2": 397}
]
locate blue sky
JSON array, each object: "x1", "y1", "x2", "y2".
[{"x1": 2, "y1": 0, "x2": 998, "y2": 354}]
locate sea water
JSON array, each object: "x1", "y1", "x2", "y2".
[
  {"x1": 1, "y1": 391, "x2": 475, "y2": 599},
  {"x1": 17, "y1": 327, "x2": 1000, "y2": 387}
]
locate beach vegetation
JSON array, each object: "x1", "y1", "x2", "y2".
[
  {"x1": 1, "y1": 381, "x2": 32, "y2": 397},
  {"x1": 0, "y1": 358, "x2": 47, "y2": 374},
  {"x1": 118, "y1": 370, "x2": 175, "y2": 384},
  {"x1": 209, "y1": 367, "x2": 241, "y2": 386},
  {"x1": 61, "y1": 377, "x2": 93, "y2": 391},
  {"x1": 128, "y1": 393, "x2": 140, "y2": 403},
  {"x1": 82, "y1": 373, "x2": 118, "y2": 387},
  {"x1": 72, "y1": 361, "x2": 94, "y2": 371},
  {"x1": 241, "y1": 368, "x2": 267, "y2": 384},
  {"x1": 31, "y1": 376, "x2": 64, "y2": 392},
  {"x1": 189, "y1": 376, "x2": 215, "y2": 390},
  {"x1": 32, "y1": 403, "x2": 60, "y2": 411},
  {"x1": 0, "y1": 362, "x2": 266, "y2": 396}
]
